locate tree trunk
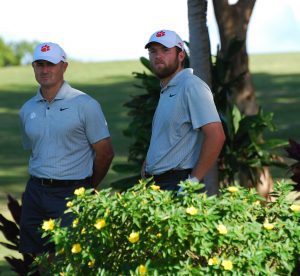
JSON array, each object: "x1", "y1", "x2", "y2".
[
  {"x1": 188, "y1": 0, "x2": 212, "y2": 86},
  {"x1": 212, "y1": 0, "x2": 258, "y2": 115},
  {"x1": 213, "y1": 0, "x2": 273, "y2": 197},
  {"x1": 188, "y1": 0, "x2": 219, "y2": 195}
]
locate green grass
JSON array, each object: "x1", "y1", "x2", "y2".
[{"x1": 0, "y1": 53, "x2": 299, "y2": 272}]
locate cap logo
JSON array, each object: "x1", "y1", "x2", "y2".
[
  {"x1": 178, "y1": 42, "x2": 183, "y2": 47},
  {"x1": 156, "y1": 31, "x2": 166, "y2": 38},
  {"x1": 41, "y1": 45, "x2": 50, "y2": 52}
]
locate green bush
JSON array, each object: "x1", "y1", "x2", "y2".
[{"x1": 37, "y1": 180, "x2": 300, "y2": 275}]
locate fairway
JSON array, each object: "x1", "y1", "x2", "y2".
[{"x1": 0, "y1": 53, "x2": 300, "y2": 270}]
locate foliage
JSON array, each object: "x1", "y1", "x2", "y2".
[
  {"x1": 218, "y1": 104, "x2": 287, "y2": 186},
  {"x1": 211, "y1": 38, "x2": 287, "y2": 186},
  {"x1": 110, "y1": 57, "x2": 160, "y2": 190},
  {"x1": 0, "y1": 38, "x2": 18, "y2": 67},
  {"x1": 37, "y1": 180, "x2": 300, "y2": 275},
  {"x1": 11, "y1": 40, "x2": 37, "y2": 65},
  {"x1": 285, "y1": 139, "x2": 300, "y2": 190},
  {"x1": 0, "y1": 194, "x2": 39, "y2": 275},
  {"x1": 0, "y1": 37, "x2": 36, "y2": 67}
]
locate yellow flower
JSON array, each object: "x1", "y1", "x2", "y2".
[
  {"x1": 74, "y1": 187, "x2": 85, "y2": 196},
  {"x1": 186, "y1": 206, "x2": 198, "y2": 215},
  {"x1": 81, "y1": 228, "x2": 86, "y2": 234},
  {"x1": 88, "y1": 259, "x2": 95, "y2": 268},
  {"x1": 156, "y1": 233, "x2": 162, "y2": 238},
  {"x1": 72, "y1": 218, "x2": 79, "y2": 228},
  {"x1": 217, "y1": 224, "x2": 228, "y2": 235},
  {"x1": 138, "y1": 264, "x2": 147, "y2": 275},
  {"x1": 128, "y1": 231, "x2": 140, "y2": 243},
  {"x1": 222, "y1": 260, "x2": 233, "y2": 271},
  {"x1": 150, "y1": 184, "x2": 160, "y2": 191},
  {"x1": 59, "y1": 273, "x2": 65, "y2": 276},
  {"x1": 263, "y1": 222, "x2": 275, "y2": 230},
  {"x1": 66, "y1": 201, "x2": 73, "y2": 208},
  {"x1": 42, "y1": 219, "x2": 55, "y2": 231},
  {"x1": 71, "y1": 243, "x2": 82, "y2": 254},
  {"x1": 290, "y1": 204, "x2": 300, "y2": 212},
  {"x1": 227, "y1": 186, "x2": 238, "y2": 193},
  {"x1": 94, "y1": 219, "x2": 106, "y2": 230},
  {"x1": 208, "y1": 257, "x2": 219, "y2": 266},
  {"x1": 254, "y1": 200, "x2": 261, "y2": 206}
]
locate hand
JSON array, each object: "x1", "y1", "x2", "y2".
[{"x1": 188, "y1": 176, "x2": 199, "y2": 183}]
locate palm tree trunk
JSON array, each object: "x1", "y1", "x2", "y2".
[{"x1": 188, "y1": 0, "x2": 219, "y2": 195}]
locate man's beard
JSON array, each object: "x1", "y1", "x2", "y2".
[{"x1": 152, "y1": 57, "x2": 180, "y2": 79}]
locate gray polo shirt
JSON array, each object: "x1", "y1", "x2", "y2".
[
  {"x1": 145, "y1": 68, "x2": 221, "y2": 175},
  {"x1": 19, "y1": 82, "x2": 110, "y2": 180}
]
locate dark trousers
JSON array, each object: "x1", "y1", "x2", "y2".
[
  {"x1": 145, "y1": 169, "x2": 192, "y2": 191},
  {"x1": 19, "y1": 176, "x2": 92, "y2": 254}
]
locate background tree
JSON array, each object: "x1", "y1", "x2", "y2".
[
  {"x1": 0, "y1": 37, "x2": 36, "y2": 66},
  {"x1": 0, "y1": 38, "x2": 18, "y2": 67},
  {"x1": 187, "y1": 0, "x2": 284, "y2": 195},
  {"x1": 212, "y1": 0, "x2": 258, "y2": 115},
  {"x1": 188, "y1": 0, "x2": 219, "y2": 194}
]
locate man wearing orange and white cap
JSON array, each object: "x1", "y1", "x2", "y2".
[
  {"x1": 19, "y1": 42, "x2": 114, "y2": 254},
  {"x1": 143, "y1": 30, "x2": 225, "y2": 194}
]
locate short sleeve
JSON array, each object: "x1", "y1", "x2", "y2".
[
  {"x1": 186, "y1": 79, "x2": 221, "y2": 129},
  {"x1": 81, "y1": 99, "x2": 110, "y2": 144}
]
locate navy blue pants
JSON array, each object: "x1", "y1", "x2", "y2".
[
  {"x1": 19, "y1": 177, "x2": 92, "y2": 254},
  {"x1": 146, "y1": 169, "x2": 192, "y2": 191}
]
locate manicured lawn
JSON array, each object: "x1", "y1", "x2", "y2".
[{"x1": 0, "y1": 53, "x2": 299, "y2": 271}]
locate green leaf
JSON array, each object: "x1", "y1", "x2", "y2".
[{"x1": 232, "y1": 105, "x2": 242, "y2": 134}]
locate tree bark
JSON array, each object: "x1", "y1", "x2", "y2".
[
  {"x1": 188, "y1": 0, "x2": 212, "y2": 86},
  {"x1": 212, "y1": 0, "x2": 258, "y2": 115},
  {"x1": 213, "y1": 0, "x2": 273, "y2": 197},
  {"x1": 188, "y1": 0, "x2": 219, "y2": 195}
]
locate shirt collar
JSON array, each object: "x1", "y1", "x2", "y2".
[
  {"x1": 161, "y1": 68, "x2": 193, "y2": 92},
  {"x1": 35, "y1": 81, "x2": 70, "y2": 102}
]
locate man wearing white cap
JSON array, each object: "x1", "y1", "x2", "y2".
[
  {"x1": 143, "y1": 30, "x2": 225, "y2": 194},
  {"x1": 19, "y1": 42, "x2": 114, "y2": 254}
]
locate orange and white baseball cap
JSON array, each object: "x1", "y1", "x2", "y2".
[
  {"x1": 145, "y1": 30, "x2": 184, "y2": 50},
  {"x1": 33, "y1": 42, "x2": 67, "y2": 64}
]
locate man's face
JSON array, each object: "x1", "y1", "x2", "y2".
[
  {"x1": 148, "y1": 43, "x2": 184, "y2": 80},
  {"x1": 32, "y1": 60, "x2": 68, "y2": 88}
]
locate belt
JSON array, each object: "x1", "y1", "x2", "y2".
[
  {"x1": 145, "y1": 168, "x2": 192, "y2": 179},
  {"x1": 30, "y1": 175, "x2": 91, "y2": 187}
]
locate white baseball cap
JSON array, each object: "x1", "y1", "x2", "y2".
[
  {"x1": 32, "y1": 42, "x2": 67, "y2": 64},
  {"x1": 145, "y1": 30, "x2": 184, "y2": 50}
]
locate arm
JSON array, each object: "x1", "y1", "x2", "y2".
[
  {"x1": 190, "y1": 122, "x2": 225, "y2": 181},
  {"x1": 91, "y1": 137, "x2": 114, "y2": 188}
]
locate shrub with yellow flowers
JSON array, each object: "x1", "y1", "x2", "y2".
[{"x1": 36, "y1": 179, "x2": 300, "y2": 275}]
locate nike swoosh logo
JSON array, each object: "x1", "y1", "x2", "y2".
[
  {"x1": 60, "y1": 107, "x2": 69, "y2": 111},
  {"x1": 169, "y1": 94, "x2": 176, "y2": 97}
]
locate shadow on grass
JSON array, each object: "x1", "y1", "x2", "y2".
[{"x1": 253, "y1": 72, "x2": 300, "y2": 142}]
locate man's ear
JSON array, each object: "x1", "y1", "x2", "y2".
[
  {"x1": 178, "y1": 50, "x2": 185, "y2": 63},
  {"x1": 63, "y1": 62, "x2": 68, "y2": 72}
]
